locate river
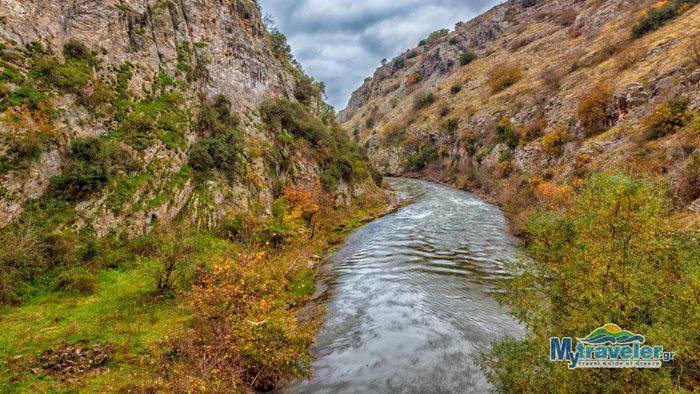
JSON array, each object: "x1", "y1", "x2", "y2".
[{"x1": 288, "y1": 178, "x2": 523, "y2": 393}]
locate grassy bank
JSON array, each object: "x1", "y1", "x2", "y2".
[{"x1": 0, "y1": 185, "x2": 392, "y2": 392}]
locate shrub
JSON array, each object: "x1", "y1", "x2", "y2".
[
  {"x1": 488, "y1": 64, "x2": 523, "y2": 94},
  {"x1": 62, "y1": 40, "x2": 92, "y2": 61},
  {"x1": 439, "y1": 105, "x2": 451, "y2": 117},
  {"x1": 405, "y1": 50, "x2": 418, "y2": 59},
  {"x1": 478, "y1": 173, "x2": 699, "y2": 392},
  {"x1": 558, "y1": 8, "x2": 577, "y2": 26},
  {"x1": 294, "y1": 76, "x2": 320, "y2": 104},
  {"x1": 643, "y1": 98, "x2": 692, "y2": 139},
  {"x1": 196, "y1": 94, "x2": 240, "y2": 137},
  {"x1": 542, "y1": 126, "x2": 568, "y2": 155},
  {"x1": 151, "y1": 226, "x2": 198, "y2": 295},
  {"x1": 496, "y1": 119, "x2": 519, "y2": 148},
  {"x1": 443, "y1": 118, "x2": 459, "y2": 134},
  {"x1": 518, "y1": 116, "x2": 547, "y2": 144},
  {"x1": 450, "y1": 83, "x2": 462, "y2": 94},
  {"x1": 393, "y1": 57, "x2": 405, "y2": 70},
  {"x1": 405, "y1": 146, "x2": 438, "y2": 172},
  {"x1": 413, "y1": 92, "x2": 436, "y2": 110},
  {"x1": 568, "y1": 25, "x2": 583, "y2": 39},
  {"x1": 55, "y1": 268, "x2": 97, "y2": 295},
  {"x1": 459, "y1": 51, "x2": 477, "y2": 66},
  {"x1": 419, "y1": 29, "x2": 449, "y2": 46},
  {"x1": 188, "y1": 131, "x2": 244, "y2": 181},
  {"x1": 0, "y1": 222, "x2": 46, "y2": 305},
  {"x1": 520, "y1": 0, "x2": 537, "y2": 7},
  {"x1": 51, "y1": 137, "x2": 111, "y2": 201},
  {"x1": 405, "y1": 72, "x2": 422, "y2": 86},
  {"x1": 169, "y1": 251, "x2": 315, "y2": 391},
  {"x1": 577, "y1": 82, "x2": 612, "y2": 135},
  {"x1": 632, "y1": 0, "x2": 698, "y2": 38}
]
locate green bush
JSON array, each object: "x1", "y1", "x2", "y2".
[
  {"x1": 188, "y1": 131, "x2": 243, "y2": 181},
  {"x1": 62, "y1": 40, "x2": 92, "y2": 61},
  {"x1": 632, "y1": 1, "x2": 698, "y2": 38},
  {"x1": 451, "y1": 83, "x2": 462, "y2": 94},
  {"x1": 413, "y1": 92, "x2": 436, "y2": 110},
  {"x1": 4, "y1": 86, "x2": 46, "y2": 110},
  {"x1": 406, "y1": 50, "x2": 418, "y2": 59},
  {"x1": 644, "y1": 98, "x2": 692, "y2": 139},
  {"x1": 197, "y1": 94, "x2": 240, "y2": 136},
  {"x1": 419, "y1": 29, "x2": 449, "y2": 46},
  {"x1": 55, "y1": 267, "x2": 97, "y2": 294},
  {"x1": 459, "y1": 51, "x2": 477, "y2": 66},
  {"x1": 405, "y1": 146, "x2": 438, "y2": 172},
  {"x1": 496, "y1": 119, "x2": 518, "y2": 148},
  {"x1": 478, "y1": 173, "x2": 699, "y2": 392},
  {"x1": 294, "y1": 75, "x2": 320, "y2": 104},
  {"x1": 51, "y1": 137, "x2": 111, "y2": 201},
  {"x1": 0, "y1": 222, "x2": 46, "y2": 305}
]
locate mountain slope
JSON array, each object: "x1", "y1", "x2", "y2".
[
  {"x1": 0, "y1": 0, "x2": 376, "y2": 235},
  {"x1": 342, "y1": 0, "x2": 699, "y2": 230}
]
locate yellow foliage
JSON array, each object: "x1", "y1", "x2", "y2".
[{"x1": 542, "y1": 126, "x2": 568, "y2": 156}]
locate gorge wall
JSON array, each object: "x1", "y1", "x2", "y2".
[
  {"x1": 0, "y1": 0, "x2": 373, "y2": 236},
  {"x1": 341, "y1": 0, "x2": 699, "y2": 229}
]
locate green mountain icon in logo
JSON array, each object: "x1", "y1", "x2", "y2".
[{"x1": 577, "y1": 323, "x2": 646, "y2": 345}]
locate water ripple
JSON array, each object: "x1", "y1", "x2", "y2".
[{"x1": 286, "y1": 178, "x2": 523, "y2": 394}]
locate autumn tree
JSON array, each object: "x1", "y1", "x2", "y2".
[{"x1": 478, "y1": 173, "x2": 699, "y2": 392}]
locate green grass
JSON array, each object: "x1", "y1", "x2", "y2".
[
  {"x1": 0, "y1": 230, "x2": 230, "y2": 392},
  {"x1": 0, "y1": 259, "x2": 186, "y2": 391}
]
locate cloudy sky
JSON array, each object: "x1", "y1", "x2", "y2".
[{"x1": 258, "y1": 0, "x2": 502, "y2": 110}]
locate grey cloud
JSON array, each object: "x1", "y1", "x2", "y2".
[{"x1": 259, "y1": 0, "x2": 502, "y2": 109}]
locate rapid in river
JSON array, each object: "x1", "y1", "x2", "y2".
[{"x1": 288, "y1": 178, "x2": 523, "y2": 393}]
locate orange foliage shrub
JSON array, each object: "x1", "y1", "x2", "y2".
[
  {"x1": 405, "y1": 72, "x2": 422, "y2": 86},
  {"x1": 284, "y1": 179, "x2": 328, "y2": 234},
  {"x1": 534, "y1": 182, "x2": 574, "y2": 208},
  {"x1": 168, "y1": 251, "x2": 316, "y2": 392},
  {"x1": 577, "y1": 82, "x2": 612, "y2": 135}
]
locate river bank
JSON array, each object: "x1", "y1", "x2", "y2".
[{"x1": 0, "y1": 185, "x2": 395, "y2": 392}]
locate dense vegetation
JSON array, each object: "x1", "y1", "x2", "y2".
[{"x1": 478, "y1": 173, "x2": 699, "y2": 392}]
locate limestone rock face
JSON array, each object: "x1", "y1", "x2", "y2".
[
  {"x1": 0, "y1": 0, "x2": 295, "y2": 114},
  {"x1": 0, "y1": 0, "x2": 358, "y2": 235}
]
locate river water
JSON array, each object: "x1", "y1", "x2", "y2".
[{"x1": 288, "y1": 178, "x2": 523, "y2": 393}]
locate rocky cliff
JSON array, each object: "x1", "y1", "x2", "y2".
[
  {"x1": 341, "y1": 0, "x2": 699, "y2": 229},
  {"x1": 0, "y1": 0, "x2": 373, "y2": 236}
]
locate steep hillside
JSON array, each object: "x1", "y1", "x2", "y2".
[
  {"x1": 0, "y1": 0, "x2": 377, "y2": 235},
  {"x1": 342, "y1": 0, "x2": 699, "y2": 231},
  {"x1": 0, "y1": 1, "x2": 386, "y2": 391}
]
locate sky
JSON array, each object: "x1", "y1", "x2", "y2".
[{"x1": 258, "y1": 0, "x2": 502, "y2": 110}]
